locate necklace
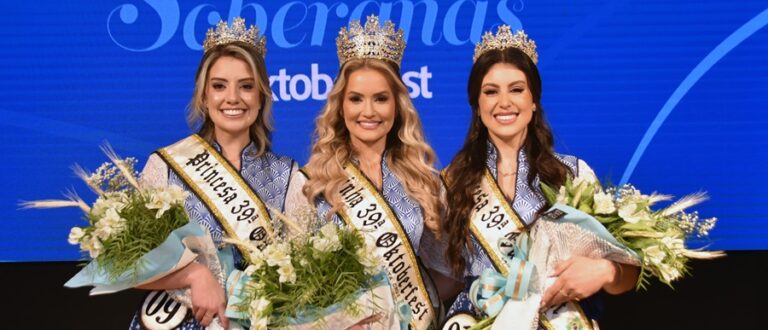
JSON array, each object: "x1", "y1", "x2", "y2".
[{"x1": 499, "y1": 171, "x2": 517, "y2": 177}]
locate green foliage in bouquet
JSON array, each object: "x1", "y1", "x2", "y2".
[
  {"x1": 227, "y1": 213, "x2": 383, "y2": 329},
  {"x1": 22, "y1": 146, "x2": 190, "y2": 280},
  {"x1": 541, "y1": 176, "x2": 724, "y2": 290}
]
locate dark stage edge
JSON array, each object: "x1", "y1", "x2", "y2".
[{"x1": 2, "y1": 250, "x2": 763, "y2": 329}]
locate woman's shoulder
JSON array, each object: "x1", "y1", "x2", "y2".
[
  {"x1": 139, "y1": 153, "x2": 169, "y2": 188},
  {"x1": 554, "y1": 153, "x2": 596, "y2": 181}
]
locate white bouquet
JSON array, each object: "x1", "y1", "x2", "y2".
[{"x1": 22, "y1": 145, "x2": 212, "y2": 294}]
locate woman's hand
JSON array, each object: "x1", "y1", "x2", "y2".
[
  {"x1": 187, "y1": 263, "x2": 229, "y2": 328},
  {"x1": 136, "y1": 261, "x2": 231, "y2": 328},
  {"x1": 540, "y1": 256, "x2": 616, "y2": 309}
]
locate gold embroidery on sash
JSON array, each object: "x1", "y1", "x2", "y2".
[
  {"x1": 158, "y1": 135, "x2": 274, "y2": 263},
  {"x1": 335, "y1": 163, "x2": 436, "y2": 329}
]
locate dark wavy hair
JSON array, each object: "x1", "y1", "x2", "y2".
[{"x1": 442, "y1": 47, "x2": 572, "y2": 276}]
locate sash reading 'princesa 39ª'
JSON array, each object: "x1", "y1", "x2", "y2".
[
  {"x1": 335, "y1": 163, "x2": 436, "y2": 330},
  {"x1": 157, "y1": 134, "x2": 274, "y2": 261},
  {"x1": 139, "y1": 135, "x2": 275, "y2": 329},
  {"x1": 443, "y1": 169, "x2": 593, "y2": 330}
]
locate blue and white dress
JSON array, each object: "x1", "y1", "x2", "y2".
[
  {"x1": 129, "y1": 140, "x2": 303, "y2": 330},
  {"x1": 307, "y1": 155, "x2": 444, "y2": 325},
  {"x1": 439, "y1": 142, "x2": 600, "y2": 326}
]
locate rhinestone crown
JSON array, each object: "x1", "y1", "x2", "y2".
[
  {"x1": 203, "y1": 17, "x2": 266, "y2": 56},
  {"x1": 474, "y1": 25, "x2": 538, "y2": 64},
  {"x1": 336, "y1": 15, "x2": 406, "y2": 66}
]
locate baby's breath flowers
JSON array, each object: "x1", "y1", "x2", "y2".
[
  {"x1": 542, "y1": 177, "x2": 724, "y2": 289},
  {"x1": 21, "y1": 146, "x2": 190, "y2": 280}
]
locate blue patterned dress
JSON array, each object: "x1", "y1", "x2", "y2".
[
  {"x1": 442, "y1": 141, "x2": 602, "y2": 327},
  {"x1": 312, "y1": 155, "x2": 443, "y2": 324},
  {"x1": 129, "y1": 140, "x2": 297, "y2": 330}
]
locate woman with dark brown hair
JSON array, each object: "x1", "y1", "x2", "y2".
[{"x1": 437, "y1": 26, "x2": 639, "y2": 329}]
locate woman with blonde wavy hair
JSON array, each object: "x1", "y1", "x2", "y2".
[
  {"x1": 303, "y1": 57, "x2": 440, "y2": 231},
  {"x1": 130, "y1": 18, "x2": 306, "y2": 330},
  {"x1": 299, "y1": 16, "x2": 445, "y2": 329}
]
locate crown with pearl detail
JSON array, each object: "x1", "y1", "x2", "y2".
[
  {"x1": 203, "y1": 17, "x2": 266, "y2": 57},
  {"x1": 473, "y1": 25, "x2": 538, "y2": 64},
  {"x1": 336, "y1": 15, "x2": 406, "y2": 66}
]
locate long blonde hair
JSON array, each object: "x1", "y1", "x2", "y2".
[
  {"x1": 187, "y1": 43, "x2": 274, "y2": 156},
  {"x1": 303, "y1": 59, "x2": 441, "y2": 232}
]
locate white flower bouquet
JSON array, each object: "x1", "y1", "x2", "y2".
[
  {"x1": 224, "y1": 211, "x2": 403, "y2": 330},
  {"x1": 22, "y1": 146, "x2": 208, "y2": 294},
  {"x1": 541, "y1": 176, "x2": 725, "y2": 288},
  {"x1": 464, "y1": 177, "x2": 725, "y2": 330}
]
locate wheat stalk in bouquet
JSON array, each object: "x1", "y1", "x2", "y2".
[
  {"x1": 21, "y1": 145, "x2": 190, "y2": 280},
  {"x1": 541, "y1": 176, "x2": 725, "y2": 289}
]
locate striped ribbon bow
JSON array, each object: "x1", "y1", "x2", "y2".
[{"x1": 469, "y1": 237, "x2": 535, "y2": 317}]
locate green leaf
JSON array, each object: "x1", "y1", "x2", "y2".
[
  {"x1": 619, "y1": 222, "x2": 654, "y2": 231},
  {"x1": 581, "y1": 185, "x2": 595, "y2": 208},
  {"x1": 595, "y1": 215, "x2": 620, "y2": 224},
  {"x1": 540, "y1": 182, "x2": 558, "y2": 205},
  {"x1": 578, "y1": 203, "x2": 593, "y2": 214}
]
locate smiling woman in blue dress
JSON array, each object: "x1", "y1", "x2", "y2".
[
  {"x1": 437, "y1": 26, "x2": 640, "y2": 329},
  {"x1": 129, "y1": 18, "x2": 306, "y2": 330},
  {"x1": 299, "y1": 16, "x2": 445, "y2": 330}
]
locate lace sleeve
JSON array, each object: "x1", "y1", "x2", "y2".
[
  {"x1": 139, "y1": 153, "x2": 169, "y2": 189},
  {"x1": 284, "y1": 162, "x2": 310, "y2": 215},
  {"x1": 576, "y1": 159, "x2": 598, "y2": 183}
]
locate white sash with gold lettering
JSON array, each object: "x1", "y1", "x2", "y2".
[
  {"x1": 157, "y1": 135, "x2": 274, "y2": 258},
  {"x1": 469, "y1": 170, "x2": 528, "y2": 274},
  {"x1": 443, "y1": 169, "x2": 593, "y2": 330},
  {"x1": 138, "y1": 135, "x2": 271, "y2": 329},
  {"x1": 336, "y1": 164, "x2": 436, "y2": 330}
]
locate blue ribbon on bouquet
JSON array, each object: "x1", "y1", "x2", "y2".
[
  {"x1": 64, "y1": 221, "x2": 209, "y2": 294},
  {"x1": 468, "y1": 203, "x2": 640, "y2": 318},
  {"x1": 469, "y1": 236, "x2": 535, "y2": 317}
]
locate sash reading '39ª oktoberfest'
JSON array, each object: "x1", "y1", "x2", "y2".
[
  {"x1": 468, "y1": 169, "x2": 593, "y2": 330},
  {"x1": 336, "y1": 163, "x2": 436, "y2": 330},
  {"x1": 156, "y1": 134, "x2": 274, "y2": 262}
]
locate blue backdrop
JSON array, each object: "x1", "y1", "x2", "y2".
[{"x1": 2, "y1": 0, "x2": 766, "y2": 261}]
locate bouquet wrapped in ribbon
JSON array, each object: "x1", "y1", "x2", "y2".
[
  {"x1": 23, "y1": 145, "x2": 406, "y2": 330},
  {"x1": 223, "y1": 209, "x2": 406, "y2": 330},
  {"x1": 21, "y1": 146, "x2": 212, "y2": 295},
  {"x1": 540, "y1": 177, "x2": 724, "y2": 288},
  {"x1": 467, "y1": 177, "x2": 724, "y2": 330}
]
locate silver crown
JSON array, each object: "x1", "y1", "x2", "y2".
[
  {"x1": 336, "y1": 15, "x2": 406, "y2": 66},
  {"x1": 203, "y1": 17, "x2": 266, "y2": 56},
  {"x1": 474, "y1": 25, "x2": 538, "y2": 64}
]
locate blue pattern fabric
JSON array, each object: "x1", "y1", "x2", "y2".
[
  {"x1": 129, "y1": 140, "x2": 295, "y2": 330},
  {"x1": 167, "y1": 142, "x2": 293, "y2": 267},
  {"x1": 312, "y1": 156, "x2": 442, "y2": 322},
  {"x1": 444, "y1": 276, "x2": 482, "y2": 321},
  {"x1": 445, "y1": 141, "x2": 587, "y2": 323},
  {"x1": 315, "y1": 156, "x2": 425, "y2": 252},
  {"x1": 129, "y1": 313, "x2": 201, "y2": 330}
]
